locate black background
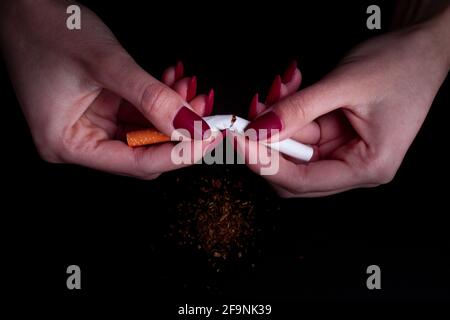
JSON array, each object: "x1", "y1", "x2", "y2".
[{"x1": 2, "y1": 0, "x2": 449, "y2": 316}]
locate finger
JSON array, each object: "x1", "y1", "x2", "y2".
[
  {"x1": 95, "y1": 55, "x2": 210, "y2": 139},
  {"x1": 317, "y1": 110, "x2": 354, "y2": 143},
  {"x1": 118, "y1": 80, "x2": 213, "y2": 128},
  {"x1": 314, "y1": 111, "x2": 355, "y2": 158},
  {"x1": 318, "y1": 135, "x2": 352, "y2": 159},
  {"x1": 173, "y1": 76, "x2": 197, "y2": 101},
  {"x1": 245, "y1": 77, "x2": 347, "y2": 142},
  {"x1": 165, "y1": 130, "x2": 224, "y2": 169},
  {"x1": 132, "y1": 130, "x2": 223, "y2": 173},
  {"x1": 270, "y1": 184, "x2": 297, "y2": 198},
  {"x1": 273, "y1": 183, "x2": 376, "y2": 198},
  {"x1": 290, "y1": 121, "x2": 321, "y2": 144},
  {"x1": 249, "y1": 61, "x2": 301, "y2": 120},
  {"x1": 70, "y1": 132, "x2": 222, "y2": 178},
  {"x1": 248, "y1": 93, "x2": 320, "y2": 144},
  {"x1": 161, "y1": 61, "x2": 184, "y2": 86},
  {"x1": 293, "y1": 183, "x2": 379, "y2": 197},
  {"x1": 282, "y1": 144, "x2": 320, "y2": 164},
  {"x1": 266, "y1": 61, "x2": 302, "y2": 105},
  {"x1": 232, "y1": 131, "x2": 286, "y2": 177},
  {"x1": 265, "y1": 75, "x2": 282, "y2": 105},
  {"x1": 281, "y1": 60, "x2": 302, "y2": 93},
  {"x1": 277, "y1": 159, "x2": 362, "y2": 194},
  {"x1": 118, "y1": 62, "x2": 187, "y2": 126},
  {"x1": 174, "y1": 61, "x2": 184, "y2": 81},
  {"x1": 234, "y1": 131, "x2": 368, "y2": 194},
  {"x1": 189, "y1": 89, "x2": 215, "y2": 117},
  {"x1": 162, "y1": 66, "x2": 175, "y2": 87},
  {"x1": 248, "y1": 93, "x2": 267, "y2": 120}
]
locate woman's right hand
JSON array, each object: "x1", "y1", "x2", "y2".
[{"x1": 238, "y1": 7, "x2": 450, "y2": 197}]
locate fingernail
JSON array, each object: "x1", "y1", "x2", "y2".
[
  {"x1": 244, "y1": 111, "x2": 282, "y2": 141},
  {"x1": 266, "y1": 75, "x2": 282, "y2": 105},
  {"x1": 175, "y1": 61, "x2": 184, "y2": 80},
  {"x1": 186, "y1": 76, "x2": 197, "y2": 101},
  {"x1": 204, "y1": 89, "x2": 214, "y2": 116},
  {"x1": 173, "y1": 106, "x2": 211, "y2": 139},
  {"x1": 248, "y1": 93, "x2": 259, "y2": 120},
  {"x1": 282, "y1": 60, "x2": 297, "y2": 83}
]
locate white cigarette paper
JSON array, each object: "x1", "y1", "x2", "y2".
[{"x1": 203, "y1": 115, "x2": 314, "y2": 162}]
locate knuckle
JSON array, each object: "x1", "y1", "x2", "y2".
[
  {"x1": 59, "y1": 120, "x2": 107, "y2": 162},
  {"x1": 282, "y1": 94, "x2": 308, "y2": 123},
  {"x1": 60, "y1": 126, "x2": 88, "y2": 158},
  {"x1": 140, "y1": 82, "x2": 175, "y2": 116}
]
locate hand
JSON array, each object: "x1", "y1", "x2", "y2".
[
  {"x1": 0, "y1": 0, "x2": 218, "y2": 179},
  {"x1": 237, "y1": 12, "x2": 450, "y2": 197}
]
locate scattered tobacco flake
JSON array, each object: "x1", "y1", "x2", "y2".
[{"x1": 170, "y1": 174, "x2": 256, "y2": 266}]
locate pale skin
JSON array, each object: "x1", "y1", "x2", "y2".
[
  {"x1": 236, "y1": 4, "x2": 450, "y2": 197},
  {"x1": 1, "y1": 1, "x2": 449, "y2": 196},
  {"x1": 0, "y1": 0, "x2": 220, "y2": 179}
]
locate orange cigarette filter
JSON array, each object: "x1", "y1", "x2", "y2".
[{"x1": 126, "y1": 128, "x2": 170, "y2": 147}]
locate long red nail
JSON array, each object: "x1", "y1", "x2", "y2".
[
  {"x1": 175, "y1": 61, "x2": 184, "y2": 80},
  {"x1": 186, "y1": 76, "x2": 197, "y2": 101},
  {"x1": 173, "y1": 106, "x2": 211, "y2": 139},
  {"x1": 248, "y1": 93, "x2": 260, "y2": 120},
  {"x1": 244, "y1": 111, "x2": 282, "y2": 141},
  {"x1": 266, "y1": 75, "x2": 282, "y2": 105},
  {"x1": 282, "y1": 60, "x2": 297, "y2": 83},
  {"x1": 204, "y1": 89, "x2": 215, "y2": 116}
]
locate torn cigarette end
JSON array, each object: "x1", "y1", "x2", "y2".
[{"x1": 126, "y1": 128, "x2": 170, "y2": 147}]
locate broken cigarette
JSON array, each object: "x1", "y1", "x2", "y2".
[{"x1": 126, "y1": 115, "x2": 314, "y2": 161}]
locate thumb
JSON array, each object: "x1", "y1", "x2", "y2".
[
  {"x1": 96, "y1": 54, "x2": 211, "y2": 140},
  {"x1": 245, "y1": 79, "x2": 344, "y2": 141}
]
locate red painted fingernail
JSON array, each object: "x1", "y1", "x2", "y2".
[
  {"x1": 186, "y1": 76, "x2": 197, "y2": 101},
  {"x1": 173, "y1": 106, "x2": 211, "y2": 139},
  {"x1": 204, "y1": 89, "x2": 215, "y2": 116},
  {"x1": 266, "y1": 75, "x2": 282, "y2": 105},
  {"x1": 175, "y1": 61, "x2": 184, "y2": 80},
  {"x1": 282, "y1": 60, "x2": 297, "y2": 83},
  {"x1": 244, "y1": 111, "x2": 282, "y2": 141},
  {"x1": 248, "y1": 93, "x2": 259, "y2": 120}
]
